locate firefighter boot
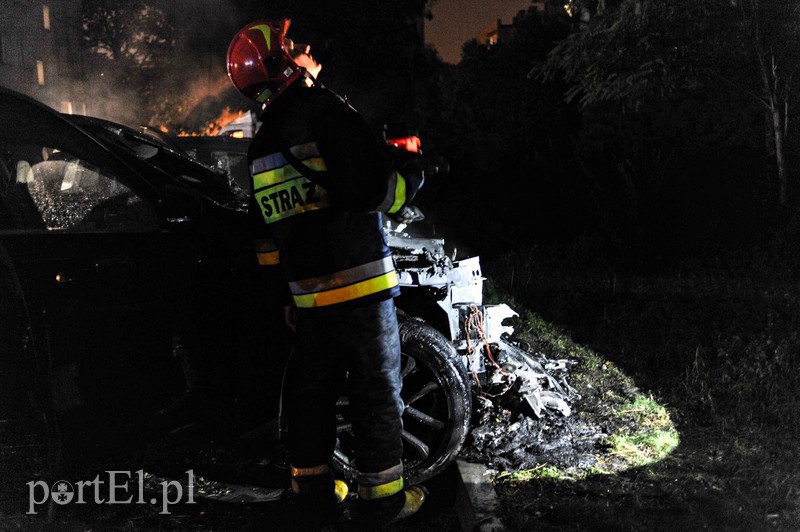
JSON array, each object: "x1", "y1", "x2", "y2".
[
  {"x1": 288, "y1": 466, "x2": 349, "y2": 529},
  {"x1": 355, "y1": 478, "x2": 427, "y2": 525}
]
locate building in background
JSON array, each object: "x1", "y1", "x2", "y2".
[
  {"x1": 476, "y1": 18, "x2": 515, "y2": 47},
  {"x1": 475, "y1": 1, "x2": 566, "y2": 48},
  {"x1": 0, "y1": 0, "x2": 88, "y2": 114}
]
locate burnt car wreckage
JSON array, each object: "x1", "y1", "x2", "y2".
[{"x1": 0, "y1": 87, "x2": 575, "y2": 507}]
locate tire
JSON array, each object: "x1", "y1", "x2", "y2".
[{"x1": 333, "y1": 317, "x2": 471, "y2": 485}]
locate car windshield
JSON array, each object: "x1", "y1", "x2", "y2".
[{"x1": 65, "y1": 117, "x2": 247, "y2": 209}]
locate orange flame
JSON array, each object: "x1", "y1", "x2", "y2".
[{"x1": 177, "y1": 107, "x2": 246, "y2": 137}]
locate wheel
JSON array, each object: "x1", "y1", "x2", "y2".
[{"x1": 333, "y1": 317, "x2": 471, "y2": 485}]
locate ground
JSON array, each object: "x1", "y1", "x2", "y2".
[
  {"x1": 484, "y1": 255, "x2": 800, "y2": 531},
  {"x1": 2, "y1": 253, "x2": 799, "y2": 531}
]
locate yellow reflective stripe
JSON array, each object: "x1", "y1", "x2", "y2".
[
  {"x1": 291, "y1": 464, "x2": 330, "y2": 477},
  {"x1": 289, "y1": 257, "x2": 395, "y2": 295},
  {"x1": 253, "y1": 157, "x2": 327, "y2": 190},
  {"x1": 357, "y1": 477, "x2": 404, "y2": 501},
  {"x1": 254, "y1": 177, "x2": 329, "y2": 223},
  {"x1": 256, "y1": 250, "x2": 280, "y2": 265},
  {"x1": 253, "y1": 167, "x2": 300, "y2": 190},
  {"x1": 293, "y1": 271, "x2": 399, "y2": 308},
  {"x1": 387, "y1": 173, "x2": 407, "y2": 214}
]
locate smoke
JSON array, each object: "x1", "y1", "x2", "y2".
[
  {"x1": 145, "y1": 0, "x2": 259, "y2": 131},
  {"x1": 75, "y1": 0, "x2": 425, "y2": 134},
  {"x1": 78, "y1": 0, "x2": 255, "y2": 130}
]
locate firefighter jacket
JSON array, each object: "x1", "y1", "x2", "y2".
[{"x1": 247, "y1": 85, "x2": 421, "y2": 311}]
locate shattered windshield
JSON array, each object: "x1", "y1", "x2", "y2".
[
  {"x1": 72, "y1": 120, "x2": 248, "y2": 209},
  {"x1": 0, "y1": 142, "x2": 158, "y2": 232}
]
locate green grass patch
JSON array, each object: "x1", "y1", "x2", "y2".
[
  {"x1": 606, "y1": 395, "x2": 680, "y2": 467},
  {"x1": 608, "y1": 430, "x2": 680, "y2": 466},
  {"x1": 496, "y1": 464, "x2": 567, "y2": 483},
  {"x1": 618, "y1": 395, "x2": 672, "y2": 426}
]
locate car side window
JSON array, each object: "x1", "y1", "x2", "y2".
[{"x1": 0, "y1": 143, "x2": 158, "y2": 232}]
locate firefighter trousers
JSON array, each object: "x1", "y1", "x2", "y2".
[{"x1": 286, "y1": 298, "x2": 404, "y2": 483}]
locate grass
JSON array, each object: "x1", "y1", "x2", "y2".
[
  {"x1": 604, "y1": 395, "x2": 680, "y2": 467},
  {"x1": 485, "y1": 279, "x2": 680, "y2": 479},
  {"x1": 496, "y1": 464, "x2": 565, "y2": 483},
  {"x1": 483, "y1": 246, "x2": 800, "y2": 529},
  {"x1": 607, "y1": 429, "x2": 680, "y2": 466}
]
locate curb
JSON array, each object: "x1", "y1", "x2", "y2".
[{"x1": 454, "y1": 459, "x2": 505, "y2": 531}]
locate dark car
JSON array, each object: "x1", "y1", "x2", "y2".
[
  {"x1": 0, "y1": 89, "x2": 469, "y2": 504},
  {"x1": 0, "y1": 87, "x2": 276, "y2": 488}
]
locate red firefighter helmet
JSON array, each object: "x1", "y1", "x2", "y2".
[{"x1": 227, "y1": 19, "x2": 302, "y2": 106}]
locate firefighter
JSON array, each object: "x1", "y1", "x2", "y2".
[{"x1": 227, "y1": 19, "x2": 426, "y2": 526}]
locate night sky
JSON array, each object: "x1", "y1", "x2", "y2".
[{"x1": 425, "y1": 0, "x2": 533, "y2": 63}]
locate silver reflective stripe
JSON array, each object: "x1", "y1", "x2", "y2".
[
  {"x1": 288, "y1": 256, "x2": 396, "y2": 295},
  {"x1": 250, "y1": 152, "x2": 286, "y2": 175},
  {"x1": 250, "y1": 142, "x2": 322, "y2": 175}
]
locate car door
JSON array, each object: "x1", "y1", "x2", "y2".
[{"x1": 0, "y1": 94, "x2": 191, "y2": 421}]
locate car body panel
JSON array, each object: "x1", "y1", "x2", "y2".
[{"x1": 0, "y1": 87, "x2": 254, "y2": 422}]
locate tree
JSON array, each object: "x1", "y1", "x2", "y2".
[
  {"x1": 82, "y1": 0, "x2": 176, "y2": 122},
  {"x1": 539, "y1": 0, "x2": 800, "y2": 208},
  {"x1": 735, "y1": 0, "x2": 800, "y2": 205},
  {"x1": 525, "y1": 0, "x2": 800, "y2": 258}
]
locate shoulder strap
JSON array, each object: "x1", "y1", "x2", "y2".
[{"x1": 281, "y1": 144, "x2": 331, "y2": 190}]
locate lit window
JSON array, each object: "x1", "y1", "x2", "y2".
[
  {"x1": 36, "y1": 60, "x2": 45, "y2": 85},
  {"x1": 60, "y1": 101, "x2": 73, "y2": 114},
  {"x1": 77, "y1": 102, "x2": 87, "y2": 115},
  {"x1": 43, "y1": 5, "x2": 50, "y2": 30}
]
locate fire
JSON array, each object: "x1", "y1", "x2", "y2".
[{"x1": 177, "y1": 107, "x2": 246, "y2": 137}]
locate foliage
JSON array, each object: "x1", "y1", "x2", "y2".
[
  {"x1": 82, "y1": 1, "x2": 175, "y2": 88},
  {"x1": 82, "y1": 0, "x2": 174, "y2": 68},
  {"x1": 537, "y1": 0, "x2": 742, "y2": 107},
  {"x1": 491, "y1": 247, "x2": 800, "y2": 529},
  {"x1": 80, "y1": 0, "x2": 433, "y2": 127},
  {"x1": 422, "y1": 0, "x2": 800, "y2": 260}
]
